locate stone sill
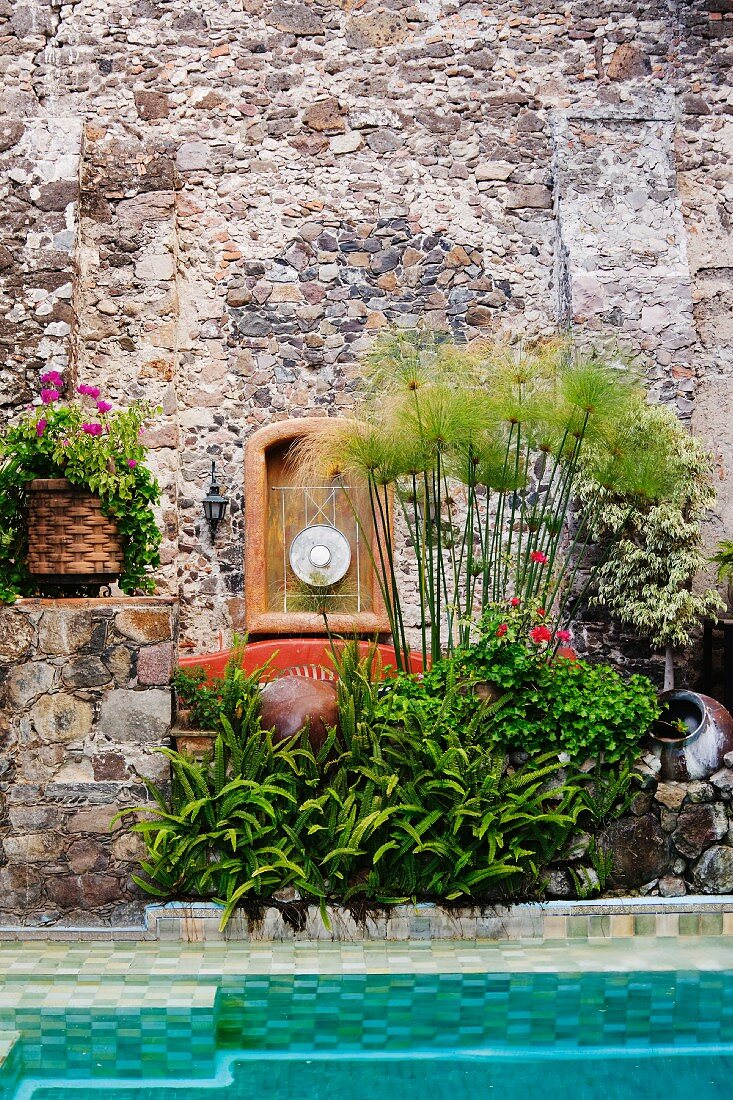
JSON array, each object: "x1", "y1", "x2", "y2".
[
  {"x1": 4, "y1": 897, "x2": 733, "y2": 943},
  {"x1": 15, "y1": 596, "x2": 177, "y2": 609}
]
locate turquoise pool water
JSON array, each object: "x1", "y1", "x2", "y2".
[{"x1": 5, "y1": 966, "x2": 733, "y2": 1098}]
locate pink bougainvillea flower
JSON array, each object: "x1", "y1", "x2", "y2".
[
  {"x1": 96, "y1": 400, "x2": 113, "y2": 414},
  {"x1": 40, "y1": 370, "x2": 63, "y2": 388},
  {"x1": 529, "y1": 624, "x2": 552, "y2": 645},
  {"x1": 556, "y1": 629, "x2": 572, "y2": 643},
  {"x1": 127, "y1": 459, "x2": 138, "y2": 468},
  {"x1": 40, "y1": 388, "x2": 60, "y2": 404},
  {"x1": 36, "y1": 419, "x2": 47, "y2": 437},
  {"x1": 78, "y1": 384, "x2": 100, "y2": 399},
  {"x1": 530, "y1": 550, "x2": 548, "y2": 564},
  {"x1": 61, "y1": 438, "x2": 70, "y2": 447},
  {"x1": 82, "y1": 422, "x2": 103, "y2": 436},
  {"x1": 496, "y1": 623, "x2": 508, "y2": 638},
  {"x1": 510, "y1": 597, "x2": 521, "y2": 607}
]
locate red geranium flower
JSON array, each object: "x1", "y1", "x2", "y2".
[
  {"x1": 530, "y1": 550, "x2": 548, "y2": 564},
  {"x1": 510, "y1": 597, "x2": 521, "y2": 607},
  {"x1": 530, "y1": 625, "x2": 552, "y2": 645},
  {"x1": 556, "y1": 629, "x2": 572, "y2": 643},
  {"x1": 496, "y1": 623, "x2": 508, "y2": 637}
]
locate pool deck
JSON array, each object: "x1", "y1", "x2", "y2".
[{"x1": 2, "y1": 935, "x2": 733, "y2": 981}]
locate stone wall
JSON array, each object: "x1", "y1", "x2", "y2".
[
  {"x1": 0, "y1": 0, "x2": 731, "y2": 659},
  {"x1": 547, "y1": 757, "x2": 733, "y2": 900},
  {"x1": 0, "y1": 598, "x2": 178, "y2": 925}
]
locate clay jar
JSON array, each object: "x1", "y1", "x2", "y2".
[
  {"x1": 260, "y1": 675, "x2": 339, "y2": 752},
  {"x1": 647, "y1": 689, "x2": 733, "y2": 782}
]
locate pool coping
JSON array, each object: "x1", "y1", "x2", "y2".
[{"x1": 3, "y1": 896, "x2": 733, "y2": 942}]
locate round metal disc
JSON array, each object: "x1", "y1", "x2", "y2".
[{"x1": 289, "y1": 524, "x2": 351, "y2": 587}]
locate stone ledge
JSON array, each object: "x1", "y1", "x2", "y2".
[
  {"x1": 142, "y1": 896, "x2": 733, "y2": 942},
  {"x1": 5, "y1": 897, "x2": 733, "y2": 943},
  {"x1": 13, "y1": 597, "x2": 177, "y2": 609}
]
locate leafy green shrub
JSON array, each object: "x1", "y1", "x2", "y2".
[
  {"x1": 131, "y1": 645, "x2": 588, "y2": 927},
  {"x1": 449, "y1": 602, "x2": 660, "y2": 763},
  {"x1": 173, "y1": 637, "x2": 269, "y2": 737}
]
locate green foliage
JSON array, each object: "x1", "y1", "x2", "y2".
[
  {"x1": 711, "y1": 540, "x2": 733, "y2": 586},
  {"x1": 575, "y1": 760, "x2": 641, "y2": 825},
  {"x1": 577, "y1": 404, "x2": 723, "y2": 649},
  {"x1": 131, "y1": 643, "x2": 591, "y2": 927},
  {"x1": 0, "y1": 382, "x2": 161, "y2": 601},
  {"x1": 174, "y1": 637, "x2": 269, "y2": 737},
  {"x1": 402, "y1": 603, "x2": 660, "y2": 764},
  {"x1": 295, "y1": 331, "x2": 682, "y2": 670}
]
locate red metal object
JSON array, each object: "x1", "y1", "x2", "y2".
[{"x1": 179, "y1": 638, "x2": 424, "y2": 684}]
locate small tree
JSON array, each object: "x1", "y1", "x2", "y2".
[{"x1": 577, "y1": 404, "x2": 723, "y2": 689}]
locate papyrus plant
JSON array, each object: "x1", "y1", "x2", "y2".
[{"x1": 295, "y1": 332, "x2": 678, "y2": 670}]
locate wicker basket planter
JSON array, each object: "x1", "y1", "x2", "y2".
[{"x1": 26, "y1": 478, "x2": 124, "y2": 590}]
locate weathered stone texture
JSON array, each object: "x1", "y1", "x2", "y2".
[
  {"x1": 0, "y1": 598, "x2": 178, "y2": 925},
  {"x1": 0, "y1": 0, "x2": 730, "y2": 661}
]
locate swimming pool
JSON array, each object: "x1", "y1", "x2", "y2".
[{"x1": 3, "y1": 941, "x2": 733, "y2": 1099}]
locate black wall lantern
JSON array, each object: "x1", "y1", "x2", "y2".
[{"x1": 202, "y1": 461, "x2": 229, "y2": 538}]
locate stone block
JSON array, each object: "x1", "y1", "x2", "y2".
[
  {"x1": 673, "y1": 803, "x2": 728, "y2": 859},
  {"x1": 103, "y1": 645, "x2": 134, "y2": 685},
  {"x1": 694, "y1": 845, "x2": 733, "y2": 893},
  {"x1": 134, "y1": 90, "x2": 170, "y2": 120},
  {"x1": 505, "y1": 185, "x2": 552, "y2": 210},
  {"x1": 97, "y1": 688, "x2": 171, "y2": 744},
  {"x1": 67, "y1": 804, "x2": 121, "y2": 834},
  {"x1": 303, "y1": 99, "x2": 346, "y2": 133},
  {"x1": 38, "y1": 610, "x2": 93, "y2": 654},
  {"x1": 599, "y1": 815, "x2": 671, "y2": 889},
  {"x1": 68, "y1": 838, "x2": 110, "y2": 874},
  {"x1": 80, "y1": 874, "x2": 121, "y2": 907},
  {"x1": 5, "y1": 661, "x2": 56, "y2": 707},
  {"x1": 3, "y1": 831, "x2": 64, "y2": 863},
  {"x1": 655, "y1": 782, "x2": 687, "y2": 810},
  {"x1": 115, "y1": 607, "x2": 173, "y2": 644},
  {"x1": 176, "y1": 141, "x2": 209, "y2": 171},
  {"x1": 475, "y1": 162, "x2": 515, "y2": 182},
  {"x1": 0, "y1": 610, "x2": 35, "y2": 661},
  {"x1": 267, "y1": 2, "x2": 325, "y2": 35},
  {"x1": 136, "y1": 643, "x2": 174, "y2": 686},
  {"x1": 607, "y1": 43, "x2": 651, "y2": 81},
  {"x1": 61, "y1": 655, "x2": 112, "y2": 689},
  {"x1": 29, "y1": 693, "x2": 94, "y2": 744},
  {"x1": 345, "y1": 11, "x2": 408, "y2": 48}
]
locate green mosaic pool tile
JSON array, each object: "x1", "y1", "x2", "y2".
[
  {"x1": 679, "y1": 914, "x2": 701, "y2": 936},
  {"x1": 588, "y1": 916, "x2": 610, "y2": 940},
  {"x1": 633, "y1": 915, "x2": 657, "y2": 936},
  {"x1": 700, "y1": 913, "x2": 724, "y2": 935},
  {"x1": 566, "y1": 917, "x2": 589, "y2": 939}
]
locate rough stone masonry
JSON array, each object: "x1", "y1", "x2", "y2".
[
  {"x1": 0, "y1": 598, "x2": 178, "y2": 925},
  {"x1": 0, "y1": 0, "x2": 731, "y2": 657}
]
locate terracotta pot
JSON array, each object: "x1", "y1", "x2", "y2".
[
  {"x1": 647, "y1": 689, "x2": 733, "y2": 781},
  {"x1": 172, "y1": 729, "x2": 217, "y2": 759},
  {"x1": 260, "y1": 675, "x2": 339, "y2": 752}
]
